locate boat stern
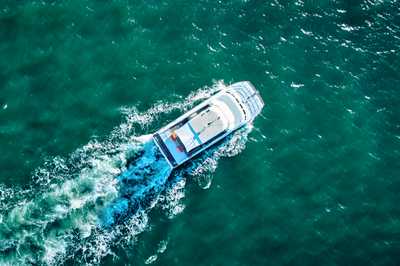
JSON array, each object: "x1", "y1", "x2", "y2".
[{"x1": 153, "y1": 132, "x2": 180, "y2": 168}]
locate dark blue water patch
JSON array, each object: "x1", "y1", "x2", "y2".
[{"x1": 100, "y1": 140, "x2": 172, "y2": 227}]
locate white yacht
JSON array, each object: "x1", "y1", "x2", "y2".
[{"x1": 153, "y1": 81, "x2": 264, "y2": 168}]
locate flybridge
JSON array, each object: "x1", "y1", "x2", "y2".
[{"x1": 153, "y1": 81, "x2": 264, "y2": 168}]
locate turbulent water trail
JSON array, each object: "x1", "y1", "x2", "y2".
[
  {"x1": 0, "y1": 82, "x2": 252, "y2": 265},
  {"x1": 0, "y1": 136, "x2": 161, "y2": 265},
  {"x1": 100, "y1": 136, "x2": 172, "y2": 227}
]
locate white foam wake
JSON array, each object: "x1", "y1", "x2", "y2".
[{"x1": 0, "y1": 81, "x2": 252, "y2": 265}]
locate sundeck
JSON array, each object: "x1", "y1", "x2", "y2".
[{"x1": 153, "y1": 81, "x2": 264, "y2": 168}]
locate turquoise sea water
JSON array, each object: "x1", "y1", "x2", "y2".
[{"x1": 1, "y1": 0, "x2": 400, "y2": 265}]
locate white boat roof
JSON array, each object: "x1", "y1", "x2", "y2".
[
  {"x1": 175, "y1": 105, "x2": 228, "y2": 153},
  {"x1": 191, "y1": 105, "x2": 227, "y2": 143}
]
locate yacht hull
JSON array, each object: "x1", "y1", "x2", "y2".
[{"x1": 152, "y1": 81, "x2": 264, "y2": 169}]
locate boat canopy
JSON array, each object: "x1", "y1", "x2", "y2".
[{"x1": 175, "y1": 105, "x2": 228, "y2": 153}]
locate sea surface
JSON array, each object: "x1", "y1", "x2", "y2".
[{"x1": 0, "y1": 0, "x2": 400, "y2": 265}]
